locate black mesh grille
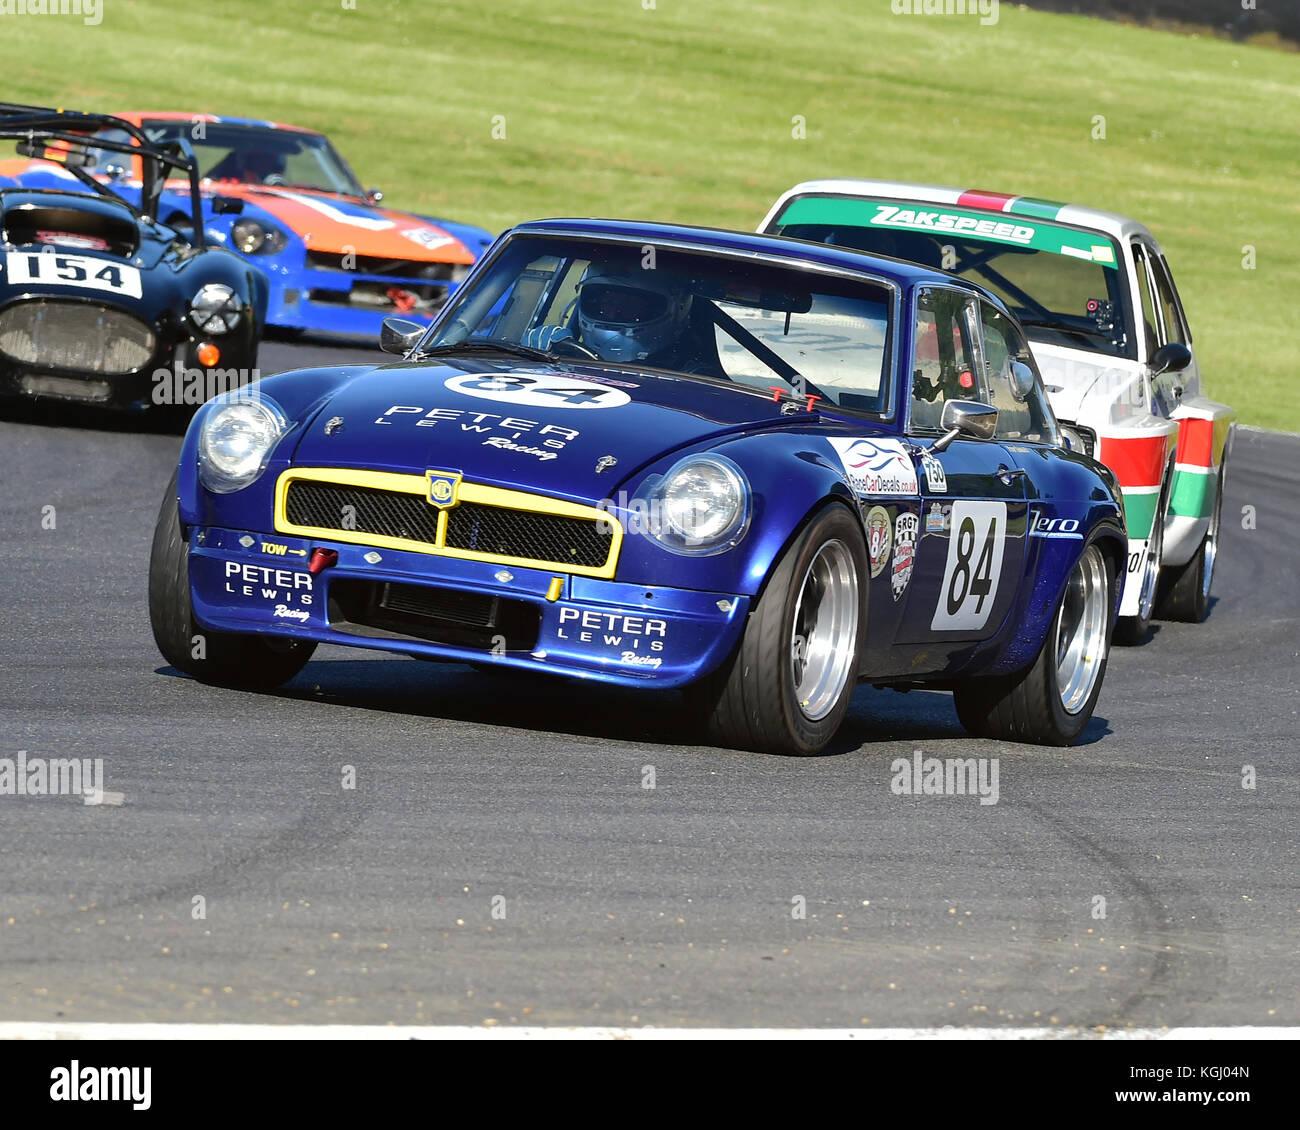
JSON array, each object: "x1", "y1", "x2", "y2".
[
  {"x1": 0, "y1": 300, "x2": 154, "y2": 374},
  {"x1": 286, "y1": 482, "x2": 440, "y2": 543},
  {"x1": 379, "y1": 583, "x2": 495, "y2": 627},
  {"x1": 284, "y1": 480, "x2": 613, "y2": 570},
  {"x1": 445, "y1": 502, "x2": 611, "y2": 568}
]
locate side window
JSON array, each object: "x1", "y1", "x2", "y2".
[
  {"x1": 979, "y1": 304, "x2": 1057, "y2": 444},
  {"x1": 1150, "y1": 256, "x2": 1188, "y2": 346},
  {"x1": 910, "y1": 287, "x2": 980, "y2": 432},
  {"x1": 1131, "y1": 244, "x2": 1161, "y2": 357}
]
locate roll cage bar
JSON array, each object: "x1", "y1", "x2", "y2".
[{"x1": 0, "y1": 103, "x2": 206, "y2": 247}]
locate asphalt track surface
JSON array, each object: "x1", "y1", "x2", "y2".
[{"x1": 0, "y1": 339, "x2": 1295, "y2": 1030}]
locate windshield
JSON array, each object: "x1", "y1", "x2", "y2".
[
  {"x1": 129, "y1": 121, "x2": 365, "y2": 196},
  {"x1": 771, "y1": 195, "x2": 1135, "y2": 361},
  {"x1": 427, "y1": 234, "x2": 895, "y2": 414}
]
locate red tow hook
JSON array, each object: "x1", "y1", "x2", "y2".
[{"x1": 308, "y1": 548, "x2": 339, "y2": 575}]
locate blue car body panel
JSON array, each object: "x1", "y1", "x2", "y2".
[{"x1": 173, "y1": 219, "x2": 1127, "y2": 690}]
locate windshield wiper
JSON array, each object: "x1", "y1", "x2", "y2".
[{"x1": 419, "y1": 340, "x2": 555, "y2": 362}]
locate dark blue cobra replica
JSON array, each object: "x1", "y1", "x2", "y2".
[{"x1": 149, "y1": 219, "x2": 1127, "y2": 754}]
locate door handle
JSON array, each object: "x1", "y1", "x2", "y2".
[{"x1": 996, "y1": 464, "x2": 1026, "y2": 485}]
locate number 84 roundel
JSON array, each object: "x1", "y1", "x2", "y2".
[{"x1": 931, "y1": 501, "x2": 1007, "y2": 631}]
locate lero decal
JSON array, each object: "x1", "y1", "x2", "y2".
[{"x1": 444, "y1": 372, "x2": 631, "y2": 409}]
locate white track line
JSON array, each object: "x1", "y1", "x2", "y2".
[{"x1": 0, "y1": 1023, "x2": 1295, "y2": 1041}]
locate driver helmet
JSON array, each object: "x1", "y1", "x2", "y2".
[
  {"x1": 241, "y1": 149, "x2": 286, "y2": 185},
  {"x1": 576, "y1": 268, "x2": 692, "y2": 362}
]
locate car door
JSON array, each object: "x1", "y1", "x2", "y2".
[
  {"x1": 1133, "y1": 240, "x2": 1199, "y2": 416},
  {"x1": 894, "y1": 286, "x2": 1029, "y2": 652}
]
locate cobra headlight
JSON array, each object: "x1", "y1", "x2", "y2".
[
  {"x1": 198, "y1": 397, "x2": 286, "y2": 493},
  {"x1": 645, "y1": 454, "x2": 750, "y2": 555},
  {"x1": 189, "y1": 283, "x2": 242, "y2": 335},
  {"x1": 230, "y1": 218, "x2": 288, "y2": 255}
]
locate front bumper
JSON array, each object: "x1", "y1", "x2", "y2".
[
  {"x1": 188, "y1": 526, "x2": 750, "y2": 689},
  {"x1": 264, "y1": 265, "x2": 465, "y2": 336}
]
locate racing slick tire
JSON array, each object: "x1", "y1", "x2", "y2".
[
  {"x1": 148, "y1": 470, "x2": 316, "y2": 689},
  {"x1": 1114, "y1": 469, "x2": 1170, "y2": 646},
  {"x1": 689, "y1": 502, "x2": 866, "y2": 756},
  {"x1": 953, "y1": 542, "x2": 1114, "y2": 746},
  {"x1": 1155, "y1": 462, "x2": 1225, "y2": 624}
]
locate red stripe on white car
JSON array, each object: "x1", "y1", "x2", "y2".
[
  {"x1": 1175, "y1": 416, "x2": 1215, "y2": 468},
  {"x1": 1097, "y1": 433, "x2": 1174, "y2": 488},
  {"x1": 956, "y1": 190, "x2": 1015, "y2": 212}
]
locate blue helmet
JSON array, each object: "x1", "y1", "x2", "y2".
[{"x1": 577, "y1": 267, "x2": 693, "y2": 363}]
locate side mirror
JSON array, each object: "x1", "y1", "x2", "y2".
[
  {"x1": 366, "y1": 188, "x2": 384, "y2": 204},
  {"x1": 212, "y1": 195, "x2": 244, "y2": 216},
  {"x1": 380, "y1": 316, "x2": 426, "y2": 355},
  {"x1": 1149, "y1": 342, "x2": 1191, "y2": 376},
  {"x1": 1009, "y1": 359, "x2": 1036, "y2": 402},
  {"x1": 932, "y1": 399, "x2": 998, "y2": 452}
]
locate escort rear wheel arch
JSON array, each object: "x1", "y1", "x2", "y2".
[
  {"x1": 1114, "y1": 458, "x2": 1173, "y2": 646},
  {"x1": 1156, "y1": 459, "x2": 1225, "y2": 624}
]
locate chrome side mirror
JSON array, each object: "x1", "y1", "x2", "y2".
[
  {"x1": 380, "y1": 316, "x2": 425, "y2": 355},
  {"x1": 1009, "y1": 359, "x2": 1036, "y2": 401},
  {"x1": 366, "y1": 188, "x2": 384, "y2": 204},
  {"x1": 932, "y1": 399, "x2": 998, "y2": 452}
]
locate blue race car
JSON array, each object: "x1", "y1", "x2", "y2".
[
  {"x1": 149, "y1": 219, "x2": 1127, "y2": 755},
  {"x1": 5, "y1": 111, "x2": 494, "y2": 338}
]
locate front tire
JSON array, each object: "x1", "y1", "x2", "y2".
[
  {"x1": 148, "y1": 470, "x2": 316, "y2": 689},
  {"x1": 689, "y1": 503, "x2": 866, "y2": 755},
  {"x1": 954, "y1": 542, "x2": 1113, "y2": 745}
]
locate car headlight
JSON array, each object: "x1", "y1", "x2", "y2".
[
  {"x1": 198, "y1": 397, "x2": 286, "y2": 494},
  {"x1": 230, "y1": 218, "x2": 288, "y2": 255},
  {"x1": 190, "y1": 283, "x2": 243, "y2": 335},
  {"x1": 645, "y1": 454, "x2": 750, "y2": 555}
]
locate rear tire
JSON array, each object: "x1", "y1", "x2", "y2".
[
  {"x1": 148, "y1": 469, "x2": 316, "y2": 689},
  {"x1": 688, "y1": 503, "x2": 867, "y2": 755},
  {"x1": 1156, "y1": 463, "x2": 1224, "y2": 624},
  {"x1": 953, "y1": 542, "x2": 1113, "y2": 745}
]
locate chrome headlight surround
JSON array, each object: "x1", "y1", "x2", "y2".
[
  {"x1": 198, "y1": 395, "x2": 287, "y2": 494},
  {"x1": 190, "y1": 283, "x2": 242, "y2": 335},
  {"x1": 230, "y1": 218, "x2": 289, "y2": 256},
  {"x1": 642, "y1": 453, "x2": 751, "y2": 556}
]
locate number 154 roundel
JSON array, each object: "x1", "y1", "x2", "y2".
[{"x1": 149, "y1": 218, "x2": 1126, "y2": 756}]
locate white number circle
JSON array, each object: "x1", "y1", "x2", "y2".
[{"x1": 444, "y1": 372, "x2": 630, "y2": 409}]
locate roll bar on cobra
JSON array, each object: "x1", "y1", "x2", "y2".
[{"x1": 0, "y1": 102, "x2": 207, "y2": 248}]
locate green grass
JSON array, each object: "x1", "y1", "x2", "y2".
[{"x1": 3, "y1": 0, "x2": 1296, "y2": 427}]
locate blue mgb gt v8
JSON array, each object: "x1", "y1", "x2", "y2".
[{"x1": 149, "y1": 219, "x2": 1127, "y2": 754}]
